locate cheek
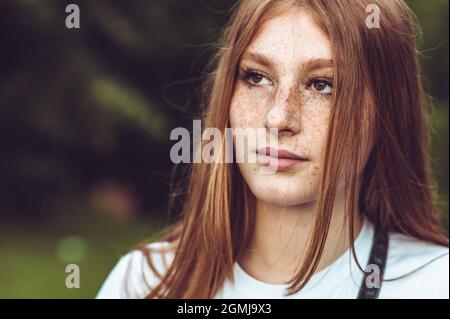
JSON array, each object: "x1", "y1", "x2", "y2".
[
  {"x1": 299, "y1": 97, "x2": 331, "y2": 160},
  {"x1": 229, "y1": 85, "x2": 268, "y2": 129},
  {"x1": 307, "y1": 114, "x2": 329, "y2": 158}
]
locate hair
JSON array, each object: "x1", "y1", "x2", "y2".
[{"x1": 134, "y1": 0, "x2": 448, "y2": 298}]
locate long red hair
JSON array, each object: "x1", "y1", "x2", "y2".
[{"x1": 133, "y1": 0, "x2": 448, "y2": 298}]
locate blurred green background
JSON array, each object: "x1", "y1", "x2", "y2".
[{"x1": 0, "y1": 0, "x2": 448, "y2": 298}]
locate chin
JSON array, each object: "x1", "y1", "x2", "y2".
[{"x1": 241, "y1": 165, "x2": 316, "y2": 206}]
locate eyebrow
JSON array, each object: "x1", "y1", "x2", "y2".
[{"x1": 240, "y1": 51, "x2": 333, "y2": 72}]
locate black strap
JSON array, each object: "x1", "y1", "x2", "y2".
[{"x1": 357, "y1": 222, "x2": 389, "y2": 299}]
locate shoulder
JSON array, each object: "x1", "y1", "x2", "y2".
[
  {"x1": 380, "y1": 231, "x2": 449, "y2": 299},
  {"x1": 96, "y1": 241, "x2": 176, "y2": 299}
]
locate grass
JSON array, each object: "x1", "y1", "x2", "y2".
[{"x1": 0, "y1": 202, "x2": 167, "y2": 298}]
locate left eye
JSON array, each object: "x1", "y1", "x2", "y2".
[{"x1": 309, "y1": 79, "x2": 333, "y2": 94}]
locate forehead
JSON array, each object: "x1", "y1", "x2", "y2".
[{"x1": 244, "y1": 9, "x2": 332, "y2": 64}]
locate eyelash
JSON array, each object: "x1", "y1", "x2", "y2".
[{"x1": 240, "y1": 68, "x2": 333, "y2": 96}]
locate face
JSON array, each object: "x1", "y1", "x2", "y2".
[{"x1": 229, "y1": 9, "x2": 334, "y2": 206}]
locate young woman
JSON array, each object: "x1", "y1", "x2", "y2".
[{"x1": 97, "y1": 0, "x2": 449, "y2": 299}]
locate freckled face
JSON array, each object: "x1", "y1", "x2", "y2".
[{"x1": 229, "y1": 10, "x2": 334, "y2": 206}]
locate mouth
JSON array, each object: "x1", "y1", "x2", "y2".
[{"x1": 256, "y1": 147, "x2": 309, "y2": 172}]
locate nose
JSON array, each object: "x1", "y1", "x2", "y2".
[{"x1": 264, "y1": 84, "x2": 301, "y2": 136}]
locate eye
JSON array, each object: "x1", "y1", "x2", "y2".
[
  {"x1": 307, "y1": 78, "x2": 333, "y2": 95},
  {"x1": 242, "y1": 70, "x2": 272, "y2": 87}
]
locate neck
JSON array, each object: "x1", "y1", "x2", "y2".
[{"x1": 238, "y1": 190, "x2": 363, "y2": 284}]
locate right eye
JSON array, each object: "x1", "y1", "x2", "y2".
[{"x1": 243, "y1": 70, "x2": 272, "y2": 87}]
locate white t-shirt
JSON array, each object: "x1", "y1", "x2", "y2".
[{"x1": 96, "y1": 218, "x2": 449, "y2": 299}]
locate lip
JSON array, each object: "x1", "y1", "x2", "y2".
[{"x1": 256, "y1": 147, "x2": 308, "y2": 172}]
